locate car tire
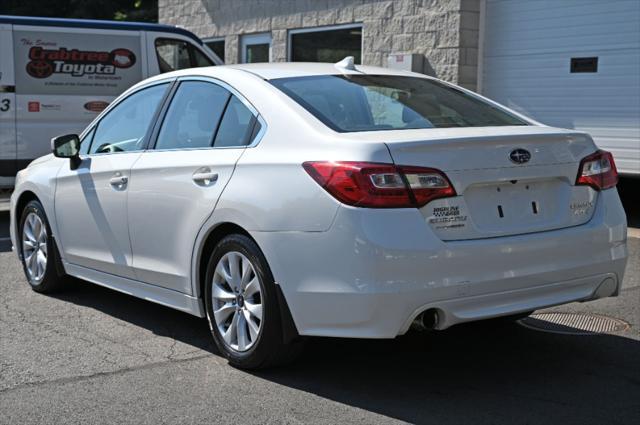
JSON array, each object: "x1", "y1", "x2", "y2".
[
  {"x1": 204, "y1": 234, "x2": 303, "y2": 369},
  {"x1": 19, "y1": 199, "x2": 66, "y2": 293}
]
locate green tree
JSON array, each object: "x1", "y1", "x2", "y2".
[{"x1": 0, "y1": 0, "x2": 158, "y2": 23}]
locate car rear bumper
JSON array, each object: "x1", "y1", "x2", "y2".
[{"x1": 252, "y1": 188, "x2": 628, "y2": 338}]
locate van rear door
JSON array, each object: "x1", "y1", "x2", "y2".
[{"x1": 0, "y1": 23, "x2": 16, "y2": 181}]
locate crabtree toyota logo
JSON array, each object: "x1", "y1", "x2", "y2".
[
  {"x1": 26, "y1": 46, "x2": 136, "y2": 79},
  {"x1": 509, "y1": 148, "x2": 532, "y2": 164}
]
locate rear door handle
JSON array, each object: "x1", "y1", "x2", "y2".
[
  {"x1": 109, "y1": 174, "x2": 128, "y2": 188},
  {"x1": 192, "y1": 168, "x2": 218, "y2": 186}
]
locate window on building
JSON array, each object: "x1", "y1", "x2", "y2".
[
  {"x1": 241, "y1": 33, "x2": 272, "y2": 63},
  {"x1": 289, "y1": 25, "x2": 362, "y2": 64},
  {"x1": 204, "y1": 38, "x2": 225, "y2": 63}
]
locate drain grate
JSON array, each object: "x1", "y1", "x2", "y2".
[{"x1": 519, "y1": 312, "x2": 629, "y2": 335}]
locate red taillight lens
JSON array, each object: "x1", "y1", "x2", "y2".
[
  {"x1": 303, "y1": 161, "x2": 456, "y2": 208},
  {"x1": 576, "y1": 150, "x2": 618, "y2": 190}
]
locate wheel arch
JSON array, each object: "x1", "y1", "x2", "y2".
[
  {"x1": 194, "y1": 221, "x2": 300, "y2": 343},
  {"x1": 14, "y1": 190, "x2": 40, "y2": 258},
  {"x1": 195, "y1": 221, "x2": 252, "y2": 301}
]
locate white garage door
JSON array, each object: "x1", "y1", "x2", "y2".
[{"x1": 482, "y1": 0, "x2": 640, "y2": 175}]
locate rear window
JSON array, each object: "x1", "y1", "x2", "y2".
[{"x1": 270, "y1": 75, "x2": 527, "y2": 132}]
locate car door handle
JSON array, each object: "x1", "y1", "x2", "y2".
[
  {"x1": 192, "y1": 168, "x2": 218, "y2": 186},
  {"x1": 109, "y1": 175, "x2": 128, "y2": 187}
]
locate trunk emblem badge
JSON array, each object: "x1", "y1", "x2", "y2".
[{"x1": 509, "y1": 148, "x2": 531, "y2": 164}]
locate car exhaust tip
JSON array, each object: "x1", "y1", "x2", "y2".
[{"x1": 411, "y1": 308, "x2": 440, "y2": 331}]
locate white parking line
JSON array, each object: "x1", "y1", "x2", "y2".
[{"x1": 628, "y1": 228, "x2": 640, "y2": 239}]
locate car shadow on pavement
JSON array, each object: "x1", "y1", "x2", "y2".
[
  {"x1": 49, "y1": 277, "x2": 639, "y2": 424},
  {"x1": 618, "y1": 177, "x2": 639, "y2": 228},
  {"x1": 50, "y1": 277, "x2": 217, "y2": 354},
  {"x1": 256, "y1": 323, "x2": 640, "y2": 424}
]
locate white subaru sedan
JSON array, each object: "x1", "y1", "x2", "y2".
[{"x1": 9, "y1": 61, "x2": 628, "y2": 369}]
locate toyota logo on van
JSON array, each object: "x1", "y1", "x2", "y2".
[{"x1": 509, "y1": 148, "x2": 531, "y2": 164}]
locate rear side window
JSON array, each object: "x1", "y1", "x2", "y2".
[
  {"x1": 89, "y1": 83, "x2": 168, "y2": 154},
  {"x1": 270, "y1": 75, "x2": 527, "y2": 132},
  {"x1": 213, "y1": 96, "x2": 256, "y2": 147},
  {"x1": 155, "y1": 38, "x2": 214, "y2": 73},
  {"x1": 155, "y1": 81, "x2": 230, "y2": 150}
]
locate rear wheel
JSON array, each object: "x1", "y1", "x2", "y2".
[
  {"x1": 19, "y1": 200, "x2": 65, "y2": 293},
  {"x1": 204, "y1": 234, "x2": 302, "y2": 369}
]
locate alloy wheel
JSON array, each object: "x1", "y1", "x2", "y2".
[
  {"x1": 211, "y1": 251, "x2": 263, "y2": 352},
  {"x1": 22, "y1": 212, "x2": 48, "y2": 283}
]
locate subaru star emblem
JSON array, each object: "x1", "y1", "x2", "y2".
[{"x1": 509, "y1": 148, "x2": 531, "y2": 164}]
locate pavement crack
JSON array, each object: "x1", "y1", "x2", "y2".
[{"x1": 0, "y1": 353, "x2": 215, "y2": 394}]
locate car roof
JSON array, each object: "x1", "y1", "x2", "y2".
[
  {"x1": 0, "y1": 15, "x2": 203, "y2": 45},
  {"x1": 226, "y1": 62, "x2": 423, "y2": 80}
]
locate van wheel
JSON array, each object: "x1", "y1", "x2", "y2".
[
  {"x1": 204, "y1": 234, "x2": 303, "y2": 369},
  {"x1": 19, "y1": 200, "x2": 65, "y2": 293}
]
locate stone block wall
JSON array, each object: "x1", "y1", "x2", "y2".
[{"x1": 159, "y1": 0, "x2": 481, "y2": 89}]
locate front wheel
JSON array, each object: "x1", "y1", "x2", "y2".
[
  {"x1": 19, "y1": 199, "x2": 65, "y2": 293},
  {"x1": 204, "y1": 234, "x2": 302, "y2": 369}
]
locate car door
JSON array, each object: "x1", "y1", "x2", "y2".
[
  {"x1": 128, "y1": 78, "x2": 263, "y2": 293},
  {"x1": 55, "y1": 82, "x2": 170, "y2": 279}
]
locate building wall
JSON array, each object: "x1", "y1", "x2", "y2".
[{"x1": 159, "y1": 0, "x2": 480, "y2": 89}]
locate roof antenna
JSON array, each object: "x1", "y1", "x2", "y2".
[{"x1": 335, "y1": 56, "x2": 356, "y2": 71}]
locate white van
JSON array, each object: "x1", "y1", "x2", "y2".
[{"x1": 0, "y1": 15, "x2": 222, "y2": 187}]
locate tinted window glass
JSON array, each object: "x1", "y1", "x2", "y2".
[
  {"x1": 271, "y1": 75, "x2": 527, "y2": 132},
  {"x1": 192, "y1": 47, "x2": 214, "y2": 67},
  {"x1": 213, "y1": 96, "x2": 255, "y2": 147},
  {"x1": 205, "y1": 39, "x2": 225, "y2": 63},
  {"x1": 155, "y1": 39, "x2": 214, "y2": 73},
  {"x1": 155, "y1": 81, "x2": 230, "y2": 150},
  {"x1": 90, "y1": 84, "x2": 168, "y2": 154},
  {"x1": 156, "y1": 39, "x2": 191, "y2": 73},
  {"x1": 79, "y1": 127, "x2": 95, "y2": 155},
  {"x1": 291, "y1": 27, "x2": 362, "y2": 64},
  {"x1": 245, "y1": 44, "x2": 270, "y2": 63}
]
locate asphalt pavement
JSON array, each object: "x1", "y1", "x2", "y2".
[{"x1": 0, "y1": 178, "x2": 639, "y2": 425}]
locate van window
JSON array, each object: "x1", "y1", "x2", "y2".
[
  {"x1": 155, "y1": 81, "x2": 230, "y2": 150},
  {"x1": 89, "y1": 83, "x2": 168, "y2": 154},
  {"x1": 155, "y1": 39, "x2": 214, "y2": 73}
]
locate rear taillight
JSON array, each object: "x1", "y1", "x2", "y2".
[
  {"x1": 303, "y1": 161, "x2": 456, "y2": 208},
  {"x1": 576, "y1": 150, "x2": 618, "y2": 190}
]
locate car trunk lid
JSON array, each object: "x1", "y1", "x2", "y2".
[{"x1": 379, "y1": 126, "x2": 599, "y2": 241}]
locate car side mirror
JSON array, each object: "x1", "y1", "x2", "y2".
[{"x1": 51, "y1": 134, "x2": 81, "y2": 169}]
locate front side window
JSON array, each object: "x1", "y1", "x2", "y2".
[
  {"x1": 89, "y1": 84, "x2": 168, "y2": 154},
  {"x1": 79, "y1": 126, "x2": 95, "y2": 155},
  {"x1": 271, "y1": 75, "x2": 527, "y2": 132},
  {"x1": 155, "y1": 81, "x2": 230, "y2": 150},
  {"x1": 155, "y1": 39, "x2": 214, "y2": 73}
]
